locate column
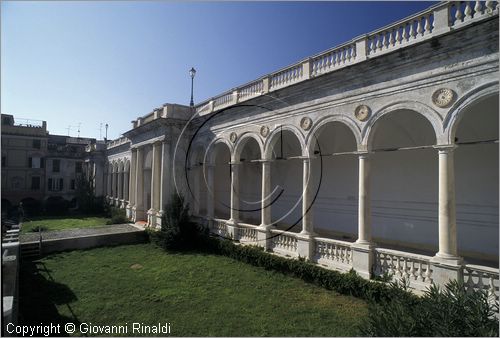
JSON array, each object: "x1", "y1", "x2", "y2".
[
  {"x1": 301, "y1": 157, "x2": 314, "y2": 235},
  {"x1": 158, "y1": 140, "x2": 171, "y2": 216},
  {"x1": 134, "y1": 147, "x2": 144, "y2": 221},
  {"x1": 357, "y1": 153, "x2": 372, "y2": 244},
  {"x1": 148, "y1": 142, "x2": 162, "y2": 227},
  {"x1": 206, "y1": 162, "x2": 215, "y2": 225},
  {"x1": 351, "y1": 152, "x2": 374, "y2": 280},
  {"x1": 436, "y1": 145, "x2": 459, "y2": 260},
  {"x1": 297, "y1": 157, "x2": 314, "y2": 260},
  {"x1": 118, "y1": 171, "x2": 123, "y2": 201},
  {"x1": 260, "y1": 160, "x2": 271, "y2": 227},
  {"x1": 124, "y1": 171, "x2": 129, "y2": 201},
  {"x1": 111, "y1": 169, "x2": 116, "y2": 200},
  {"x1": 431, "y1": 145, "x2": 462, "y2": 287},
  {"x1": 192, "y1": 166, "x2": 201, "y2": 215},
  {"x1": 128, "y1": 149, "x2": 137, "y2": 212},
  {"x1": 229, "y1": 161, "x2": 240, "y2": 224}
]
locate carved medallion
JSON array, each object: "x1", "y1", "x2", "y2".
[
  {"x1": 260, "y1": 126, "x2": 269, "y2": 138},
  {"x1": 229, "y1": 132, "x2": 237, "y2": 143},
  {"x1": 300, "y1": 117, "x2": 313, "y2": 131},
  {"x1": 354, "y1": 105, "x2": 371, "y2": 122},
  {"x1": 432, "y1": 88, "x2": 455, "y2": 108}
]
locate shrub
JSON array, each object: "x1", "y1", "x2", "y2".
[
  {"x1": 360, "y1": 279, "x2": 499, "y2": 336},
  {"x1": 106, "y1": 207, "x2": 128, "y2": 225},
  {"x1": 149, "y1": 193, "x2": 206, "y2": 250},
  {"x1": 44, "y1": 196, "x2": 69, "y2": 216},
  {"x1": 75, "y1": 175, "x2": 106, "y2": 214}
]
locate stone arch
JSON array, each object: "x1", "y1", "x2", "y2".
[
  {"x1": 362, "y1": 101, "x2": 442, "y2": 149},
  {"x1": 205, "y1": 138, "x2": 233, "y2": 165},
  {"x1": 233, "y1": 132, "x2": 264, "y2": 161},
  {"x1": 444, "y1": 82, "x2": 499, "y2": 144},
  {"x1": 305, "y1": 115, "x2": 361, "y2": 156},
  {"x1": 264, "y1": 125, "x2": 306, "y2": 160}
]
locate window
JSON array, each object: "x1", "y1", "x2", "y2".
[
  {"x1": 33, "y1": 139, "x2": 41, "y2": 149},
  {"x1": 29, "y1": 157, "x2": 41, "y2": 168},
  {"x1": 70, "y1": 179, "x2": 75, "y2": 190},
  {"x1": 31, "y1": 176, "x2": 40, "y2": 190},
  {"x1": 52, "y1": 159, "x2": 60, "y2": 173},
  {"x1": 1, "y1": 156, "x2": 6, "y2": 168},
  {"x1": 48, "y1": 178, "x2": 63, "y2": 191},
  {"x1": 75, "y1": 162, "x2": 83, "y2": 174}
]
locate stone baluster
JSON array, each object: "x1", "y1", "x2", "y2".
[
  {"x1": 424, "y1": 14, "x2": 432, "y2": 34},
  {"x1": 485, "y1": 1, "x2": 494, "y2": 13},
  {"x1": 417, "y1": 17, "x2": 424, "y2": 36},
  {"x1": 464, "y1": 1, "x2": 473, "y2": 20},
  {"x1": 454, "y1": 2, "x2": 463, "y2": 25},
  {"x1": 474, "y1": 0, "x2": 483, "y2": 15}
]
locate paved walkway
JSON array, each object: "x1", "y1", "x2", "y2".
[{"x1": 20, "y1": 223, "x2": 144, "y2": 243}]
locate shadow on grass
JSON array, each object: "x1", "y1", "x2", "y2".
[{"x1": 18, "y1": 260, "x2": 83, "y2": 337}]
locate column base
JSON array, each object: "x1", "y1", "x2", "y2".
[
  {"x1": 126, "y1": 204, "x2": 134, "y2": 220},
  {"x1": 133, "y1": 206, "x2": 145, "y2": 223},
  {"x1": 155, "y1": 210, "x2": 164, "y2": 229},
  {"x1": 226, "y1": 221, "x2": 239, "y2": 241},
  {"x1": 296, "y1": 233, "x2": 315, "y2": 260},
  {"x1": 351, "y1": 242, "x2": 375, "y2": 280},
  {"x1": 430, "y1": 255, "x2": 464, "y2": 288},
  {"x1": 257, "y1": 225, "x2": 271, "y2": 250},
  {"x1": 147, "y1": 209, "x2": 157, "y2": 228}
]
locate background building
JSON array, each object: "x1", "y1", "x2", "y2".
[{"x1": 1, "y1": 113, "x2": 96, "y2": 216}]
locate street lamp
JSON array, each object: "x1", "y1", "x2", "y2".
[{"x1": 189, "y1": 67, "x2": 196, "y2": 107}]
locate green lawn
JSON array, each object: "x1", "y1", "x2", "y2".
[
  {"x1": 19, "y1": 244, "x2": 368, "y2": 336},
  {"x1": 21, "y1": 216, "x2": 111, "y2": 233}
]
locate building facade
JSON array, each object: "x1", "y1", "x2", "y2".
[
  {"x1": 91, "y1": 2, "x2": 499, "y2": 297},
  {"x1": 1, "y1": 114, "x2": 96, "y2": 214}
]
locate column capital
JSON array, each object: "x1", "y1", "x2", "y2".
[
  {"x1": 229, "y1": 161, "x2": 241, "y2": 165},
  {"x1": 358, "y1": 151, "x2": 372, "y2": 159},
  {"x1": 433, "y1": 144, "x2": 457, "y2": 153}
]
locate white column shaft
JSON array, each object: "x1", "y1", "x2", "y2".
[
  {"x1": 301, "y1": 158, "x2": 313, "y2": 235},
  {"x1": 152, "y1": 142, "x2": 162, "y2": 211},
  {"x1": 261, "y1": 161, "x2": 271, "y2": 226},
  {"x1": 206, "y1": 164, "x2": 215, "y2": 219},
  {"x1": 357, "y1": 154, "x2": 372, "y2": 244},
  {"x1": 135, "y1": 147, "x2": 144, "y2": 212},
  {"x1": 437, "y1": 147, "x2": 458, "y2": 258},
  {"x1": 129, "y1": 150, "x2": 137, "y2": 206},
  {"x1": 230, "y1": 162, "x2": 240, "y2": 223},
  {"x1": 159, "y1": 141, "x2": 171, "y2": 213}
]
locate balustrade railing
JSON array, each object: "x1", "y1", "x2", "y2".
[
  {"x1": 374, "y1": 248, "x2": 433, "y2": 292},
  {"x1": 238, "y1": 80, "x2": 264, "y2": 101},
  {"x1": 237, "y1": 224, "x2": 258, "y2": 244},
  {"x1": 270, "y1": 64, "x2": 303, "y2": 90},
  {"x1": 366, "y1": 13, "x2": 434, "y2": 56},
  {"x1": 450, "y1": 1, "x2": 499, "y2": 27},
  {"x1": 211, "y1": 219, "x2": 228, "y2": 237},
  {"x1": 193, "y1": 2, "x2": 497, "y2": 116},
  {"x1": 311, "y1": 43, "x2": 357, "y2": 76},
  {"x1": 213, "y1": 91, "x2": 235, "y2": 109},
  {"x1": 464, "y1": 264, "x2": 499, "y2": 303},
  {"x1": 269, "y1": 230, "x2": 298, "y2": 257},
  {"x1": 313, "y1": 237, "x2": 353, "y2": 272}
]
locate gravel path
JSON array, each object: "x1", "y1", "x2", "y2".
[{"x1": 20, "y1": 223, "x2": 144, "y2": 243}]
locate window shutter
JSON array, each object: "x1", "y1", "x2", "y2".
[
  {"x1": 41, "y1": 158, "x2": 45, "y2": 168},
  {"x1": 48, "y1": 178, "x2": 53, "y2": 191},
  {"x1": 59, "y1": 178, "x2": 64, "y2": 190},
  {"x1": 28, "y1": 157, "x2": 32, "y2": 168}
]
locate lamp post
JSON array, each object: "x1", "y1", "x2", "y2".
[{"x1": 189, "y1": 67, "x2": 196, "y2": 107}]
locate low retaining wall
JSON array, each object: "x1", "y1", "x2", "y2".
[{"x1": 21, "y1": 230, "x2": 148, "y2": 256}]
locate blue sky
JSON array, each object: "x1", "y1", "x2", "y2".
[{"x1": 2, "y1": 1, "x2": 434, "y2": 140}]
